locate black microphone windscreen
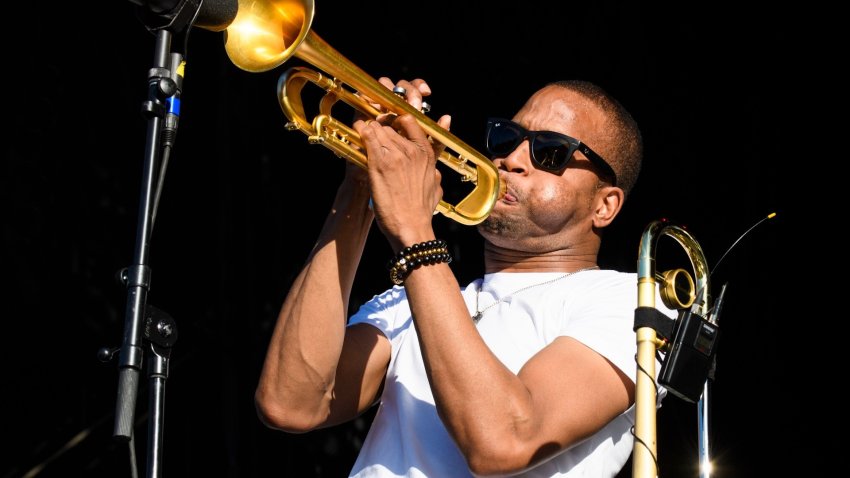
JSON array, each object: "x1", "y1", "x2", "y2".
[
  {"x1": 129, "y1": 0, "x2": 238, "y2": 32},
  {"x1": 195, "y1": 0, "x2": 238, "y2": 32}
]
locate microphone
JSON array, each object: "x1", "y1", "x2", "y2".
[{"x1": 129, "y1": 0, "x2": 238, "y2": 32}]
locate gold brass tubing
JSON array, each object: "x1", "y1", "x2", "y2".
[
  {"x1": 221, "y1": 0, "x2": 504, "y2": 225},
  {"x1": 634, "y1": 220, "x2": 711, "y2": 478}
]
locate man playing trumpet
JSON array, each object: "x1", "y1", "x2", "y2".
[{"x1": 255, "y1": 76, "x2": 677, "y2": 477}]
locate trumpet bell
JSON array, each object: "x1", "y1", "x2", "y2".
[{"x1": 224, "y1": 0, "x2": 314, "y2": 73}]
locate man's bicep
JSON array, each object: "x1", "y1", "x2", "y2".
[
  {"x1": 325, "y1": 323, "x2": 391, "y2": 427},
  {"x1": 518, "y1": 336, "x2": 634, "y2": 450}
]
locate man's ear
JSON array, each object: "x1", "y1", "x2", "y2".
[{"x1": 593, "y1": 186, "x2": 624, "y2": 228}]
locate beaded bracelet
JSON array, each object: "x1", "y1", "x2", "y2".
[{"x1": 387, "y1": 239, "x2": 453, "y2": 285}]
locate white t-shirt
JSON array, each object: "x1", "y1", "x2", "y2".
[{"x1": 347, "y1": 269, "x2": 677, "y2": 477}]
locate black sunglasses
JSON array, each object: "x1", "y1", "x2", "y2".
[{"x1": 485, "y1": 118, "x2": 617, "y2": 185}]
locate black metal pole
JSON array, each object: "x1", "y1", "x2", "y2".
[
  {"x1": 112, "y1": 25, "x2": 174, "y2": 469},
  {"x1": 111, "y1": 3, "x2": 198, "y2": 476}
]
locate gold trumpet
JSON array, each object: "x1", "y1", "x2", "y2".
[
  {"x1": 221, "y1": 0, "x2": 504, "y2": 225},
  {"x1": 633, "y1": 219, "x2": 712, "y2": 478}
]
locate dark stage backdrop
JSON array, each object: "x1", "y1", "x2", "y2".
[{"x1": 5, "y1": 1, "x2": 815, "y2": 477}]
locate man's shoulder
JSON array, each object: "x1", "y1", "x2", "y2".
[{"x1": 584, "y1": 269, "x2": 638, "y2": 288}]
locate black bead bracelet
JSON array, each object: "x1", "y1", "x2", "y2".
[{"x1": 387, "y1": 239, "x2": 453, "y2": 285}]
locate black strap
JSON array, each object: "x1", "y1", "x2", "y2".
[{"x1": 633, "y1": 306, "x2": 675, "y2": 341}]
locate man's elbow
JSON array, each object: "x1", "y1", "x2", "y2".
[
  {"x1": 254, "y1": 387, "x2": 321, "y2": 433},
  {"x1": 466, "y1": 438, "x2": 561, "y2": 476},
  {"x1": 461, "y1": 439, "x2": 520, "y2": 476}
]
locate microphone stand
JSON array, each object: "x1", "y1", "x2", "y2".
[{"x1": 107, "y1": 4, "x2": 198, "y2": 477}]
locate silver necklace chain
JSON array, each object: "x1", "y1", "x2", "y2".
[{"x1": 472, "y1": 266, "x2": 600, "y2": 323}]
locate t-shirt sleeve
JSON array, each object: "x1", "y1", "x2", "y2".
[
  {"x1": 563, "y1": 307, "x2": 638, "y2": 383},
  {"x1": 347, "y1": 286, "x2": 408, "y2": 340},
  {"x1": 559, "y1": 273, "x2": 676, "y2": 384}
]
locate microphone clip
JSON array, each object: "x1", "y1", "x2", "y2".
[{"x1": 136, "y1": 0, "x2": 203, "y2": 34}]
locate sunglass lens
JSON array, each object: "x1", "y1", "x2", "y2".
[
  {"x1": 532, "y1": 134, "x2": 572, "y2": 171},
  {"x1": 487, "y1": 121, "x2": 523, "y2": 156}
]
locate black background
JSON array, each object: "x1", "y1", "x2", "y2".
[{"x1": 4, "y1": 1, "x2": 817, "y2": 477}]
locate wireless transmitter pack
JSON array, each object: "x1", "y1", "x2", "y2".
[
  {"x1": 658, "y1": 283, "x2": 727, "y2": 403},
  {"x1": 658, "y1": 311, "x2": 719, "y2": 402}
]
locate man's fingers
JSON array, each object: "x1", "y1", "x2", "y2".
[{"x1": 394, "y1": 115, "x2": 433, "y2": 159}]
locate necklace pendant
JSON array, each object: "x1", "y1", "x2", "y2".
[{"x1": 472, "y1": 312, "x2": 482, "y2": 323}]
